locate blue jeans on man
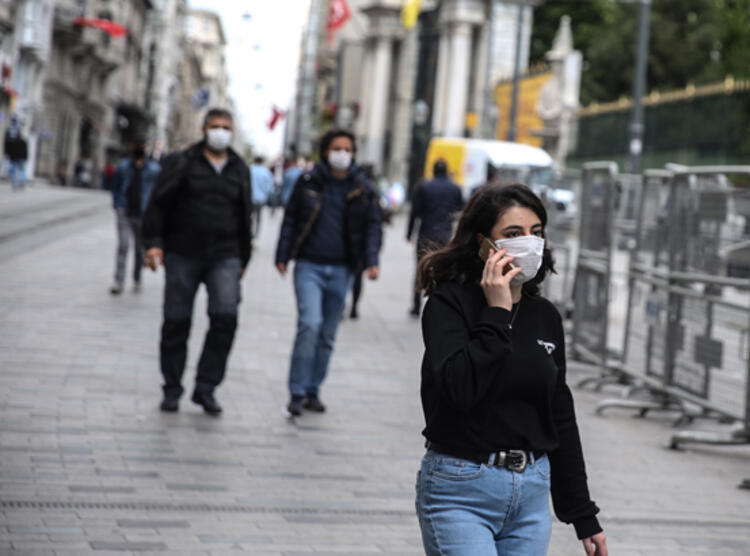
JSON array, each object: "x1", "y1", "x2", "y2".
[
  {"x1": 160, "y1": 253, "x2": 242, "y2": 402},
  {"x1": 288, "y1": 260, "x2": 352, "y2": 400},
  {"x1": 8, "y1": 160, "x2": 26, "y2": 190}
]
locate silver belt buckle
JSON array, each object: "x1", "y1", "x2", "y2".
[{"x1": 505, "y1": 450, "x2": 528, "y2": 473}]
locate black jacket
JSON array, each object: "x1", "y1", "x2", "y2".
[
  {"x1": 421, "y1": 281, "x2": 601, "y2": 540},
  {"x1": 142, "y1": 142, "x2": 253, "y2": 267},
  {"x1": 275, "y1": 163, "x2": 382, "y2": 271},
  {"x1": 407, "y1": 176, "x2": 464, "y2": 244},
  {"x1": 4, "y1": 133, "x2": 27, "y2": 161}
]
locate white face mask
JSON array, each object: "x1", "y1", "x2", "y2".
[
  {"x1": 328, "y1": 149, "x2": 352, "y2": 171},
  {"x1": 493, "y1": 235, "x2": 545, "y2": 286},
  {"x1": 206, "y1": 128, "x2": 233, "y2": 152}
]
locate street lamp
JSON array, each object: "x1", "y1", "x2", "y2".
[{"x1": 628, "y1": 0, "x2": 651, "y2": 174}]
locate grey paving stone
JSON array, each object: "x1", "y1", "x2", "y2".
[
  {"x1": 68, "y1": 486, "x2": 136, "y2": 494},
  {"x1": 90, "y1": 541, "x2": 167, "y2": 551},
  {"x1": 116, "y1": 520, "x2": 189, "y2": 529}
]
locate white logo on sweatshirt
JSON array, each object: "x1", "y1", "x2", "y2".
[{"x1": 537, "y1": 339, "x2": 556, "y2": 354}]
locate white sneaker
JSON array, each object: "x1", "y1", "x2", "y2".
[{"x1": 109, "y1": 282, "x2": 123, "y2": 295}]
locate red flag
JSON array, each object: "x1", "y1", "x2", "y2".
[
  {"x1": 74, "y1": 17, "x2": 129, "y2": 38},
  {"x1": 326, "y1": 0, "x2": 351, "y2": 44},
  {"x1": 267, "y1": 106, "x2": 285, "y2": 131}
]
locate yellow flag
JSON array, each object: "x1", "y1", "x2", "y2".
[{"x1": 401, "y1": 0, "x2": 421, "y2": 29}]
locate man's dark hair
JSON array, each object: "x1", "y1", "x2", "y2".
[
  {"x1": 433, "y1": 159, "x2": 448, "y2": 177},
  {"x1": 253, "y1": 156, "x2": 264, "y2": 165},
  {"x1": 317, "y1": 128, "x2": 356, "y2": 162},
  {"x1": 203, "y1": 108, "x2": 233, "y2": 125}
]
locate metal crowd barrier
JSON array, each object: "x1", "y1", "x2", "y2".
[
  {"x1": 568, "y1": 162, "x2": 626, "y2": 387},
  {"x1": 542, "y1": 168, "x2": 580, "y2": 313},
  {"x1": 595, "y1": 166, "x2": 750, "y2": 450}
]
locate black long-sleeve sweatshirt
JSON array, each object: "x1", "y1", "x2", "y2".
[{"x1": 420, "y1": 280, "x2": 602, "y2": 540}]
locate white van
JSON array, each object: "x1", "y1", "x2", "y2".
[{"x1": 423, "y1": 137, "x2": 575, "y2": 225}]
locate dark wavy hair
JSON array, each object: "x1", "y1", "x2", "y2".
[
  {"x1": 417, "y1": 183, "x2": 555, "y2": 296},
  {"x1": 317, "y1": 128, "x2": 357, "y2": 163}
]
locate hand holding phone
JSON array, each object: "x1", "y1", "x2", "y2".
[{"x1": 479, "y1": 236, "x2": 515, "y2": 272}]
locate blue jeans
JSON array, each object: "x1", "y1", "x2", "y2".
[
  {"x1": 288, "y1": 260, "x2": 352, "y2": 398},
  {"x1": 160, "y1": 253, "x2": 242, "y2": 400},
  {"x1": 9, "y1": 160, "x2": 26, "y2": 190},
  {"x1": 416, "y1": 450, "x2": 552, "y2": 556}
]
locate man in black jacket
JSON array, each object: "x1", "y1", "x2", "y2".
[
  {"x1": 142, "y1": 108, "x2": 253, "y2": 415},
  {"x1": 407, "y1": 159, "x2": 464, "y2": 316},
  {"x1": 4, "y1": 118, "x2": 28, "y2": 191},
  {"x1": 275, "y1": 128, "x2": 382, "y2": 417}
]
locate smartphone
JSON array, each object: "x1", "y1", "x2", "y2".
[
  {"x1": 478, "y1": 236, "x2": 516, "y2": 271},
  {"x1": 478, "y1": 235, "x2": 499, "y2": 262}
]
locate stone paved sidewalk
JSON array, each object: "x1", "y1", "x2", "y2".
[{"x1": 0, "y1": 184, "x2": 749, "y2": 555}]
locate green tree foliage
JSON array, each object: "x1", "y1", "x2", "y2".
[{"x1": 531, "y1": 0, "x2": 750, "y2": 105}]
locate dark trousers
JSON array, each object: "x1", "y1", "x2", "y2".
[
  {"x1": 412, "y1": 237, "x2": 443, "y2": 315},
  {"x1": 160, "y1": 253, "x2": 242, "y2": 400},
  {"x1": 350, "y1": 270, "x2": 363, "y2": 315}
]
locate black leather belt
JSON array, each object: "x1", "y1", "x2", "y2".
[{"x1": 426, "y1": 441, "x2": 543, "y2": 473}]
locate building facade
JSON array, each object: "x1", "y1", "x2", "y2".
[
  {"x1": 288, "y1": 0, "x2": 538, "y2": 189},
  {"x1": 0, "y1": 1, "x2": 231, "y2": 184},
  {"x1": 0, "y1": 0, "x2": 54, "y2": 179},
  {"x1": 35, "y1": 0, "x2": 154, "y2": 183},
  {"x1": 170, "y1": 8, "x2": 229, "y2": 149}
]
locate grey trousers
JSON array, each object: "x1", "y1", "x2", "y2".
[{"x1": 114, "y1": 210, "x2": 143, "y2": 285}]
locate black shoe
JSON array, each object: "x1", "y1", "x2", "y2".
[
  {"x1": 286, "y1": 398, "x2": 304, "y2": 417},
  {"x1": 349, "y1": 307, "x2": 359, "y2": 320},
  {"x1": 191, "y1": 391, "x2": 222, "y2": 415},
  {"x1": 409, "y1": 308, "x2": 420, "y2": 319},
  {"x1": 303, "y1": 396, "x2": 326, "y2": 413},
  {"x1": 160, "y1": 398, "x2": 179, "y2": 412}
]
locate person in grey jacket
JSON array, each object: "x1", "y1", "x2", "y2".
[{"x1": 110, "y1": 139, "x2": 161, "y2": 294}]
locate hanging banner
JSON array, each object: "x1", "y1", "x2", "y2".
[
  {"x1": 495, "y1": 71, "x2": 552, "y2": 147},
  {"x1": 267, "y1": 105, "x2": 285, "y2": 131},
  {"x1": 74, "y1": 17, "x2": 129, "y2": 38},
  {"x1": 401, "y1": 0, "x2": 422, "y2": 29},
  {"x1": 326, "y1": 0, "x2": 351, "y2": 44}
]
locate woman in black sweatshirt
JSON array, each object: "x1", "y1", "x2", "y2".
[{"x1": 415, "y1": 184, "x2": 607, "y2": 556}]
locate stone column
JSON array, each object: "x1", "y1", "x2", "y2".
[
  {"x1": 359, "y1": 4, "x2": 402, "y2": 171},
  {"x1": 431, "y1": 32, "x2": 450, "y2": 135},
  {"x1": 356, "y1": 39, "x2": 375, "y2": 139},
  {"x1": 362, "y1": 35, "x2": 392, "y2": 169},
  {"x1": 432, "y1": 0, "x2": 487, "y2": 137},
  {"x1": 389, "y1": 26, "x2": 419, "y2": 184},
  {"x1": 443, "y1": 21, "x2": 472, "y2": 137}
]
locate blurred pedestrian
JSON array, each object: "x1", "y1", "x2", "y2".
[
  {"x1": 414, "y1": 184, "x2": 607, "y2": 556},
  {"x1": 56, "y1": 160, "x2": 68, "y2": 186},
  {"x1": 280, "y1": 157, "x2": 305, "y2": 207},
  {"x1": 110, "y1": 138, "x2": 161, "y2": 295},
  {"x1": 4, "y1": 117, "x2": 28, "y2": 191},
  {"x1": 74, "y1": 158, "x2": 92, "y2": 188},
  {"x1": 250, "y1": 156, "x2": 274, "y2": 237},
  {"x1": 407, "y1": 158, "x2": 463, "y2": 317},
  {"x1": 101, "y1": 159, "x2": 116, "y2": 191},
  {"x1": 275, "y1": 129, "x2": 382, "y2": 416},
  {"x1": 142, "y1": 108, "x2": 253, "y2": 416},
  {"x1": 150, "y1": 139, "x2": 165, "y2": 163},
  {"x1": 347, "y1": 162, "x2": 379, "y2": 320}
]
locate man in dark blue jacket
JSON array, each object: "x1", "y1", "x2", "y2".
[
  {"x1": 406, "y1": 159, "x2": 464, "y2": 316},
  {"x1": 110, "y1": 139, "x2": 161, "y2": 294},
  {"x1": 275, "y1": 128, "x2": 382, "y2": 417}
]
